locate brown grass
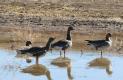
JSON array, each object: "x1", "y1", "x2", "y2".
[{"x1": 1, "y1": 1, "x2": 123, "y2": 19}]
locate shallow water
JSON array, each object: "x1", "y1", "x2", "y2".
[{"x1": 0, "y1": 49, "x2": 123, "y2": 80}]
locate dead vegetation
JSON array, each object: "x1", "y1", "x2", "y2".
[{"x1": 1, "y1": 0, "x2": 123, "y2": 19}]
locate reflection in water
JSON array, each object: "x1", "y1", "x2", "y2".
[
  {"x1": 22, "y1": 64, "x2": 52, "y2": 80},
  {"x1": 15, "y1": 52, "x2": 32, "y2": 63},
  {"x1": 88, "y1": 57, "x2": 112, "y2": 75},
  {"x1": 16, "y1": 52, "x2": 29, "y2": 58},
  {"x1": 1, "y1": 64, "x2": 21, "y2": 72},
  {"x1": 2, "y1": 49, "x2": 123, "y2": 80},
  {"x1": 51, "y1": 57, "x2": 73, "y2": 80}
]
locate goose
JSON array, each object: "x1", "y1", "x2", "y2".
[
  {"x1": 16, "y1": 41, "x2": 32, "y2": 54},
  {"x1": 51, "y1": 26, "x2": 74, "y2": 58},
  {"x1": 19, "y1": 37, "x2": 55, "y2": 64},
  {"x1": 85, "y1": 33, "x2": 112, "y2": 58}
]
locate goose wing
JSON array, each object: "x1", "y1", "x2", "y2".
[
  {"x1": 85, "y1": 40, "x2": 109, "y2": 47},
  {"x1": 20, "y1": 47, "x2": 45, "y2": 54},
  {"x1": 86, "y1": 40, "x2": 105, "y2": 44},
  {"x1": 52, "y1": 40, "x2": 69, "y2": 48}
]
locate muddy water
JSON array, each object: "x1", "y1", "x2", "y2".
[{"x1": 0, "y1": 49, "x2": 123, "y2": 80}]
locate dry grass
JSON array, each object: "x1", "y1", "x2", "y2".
[{"x1": 1, "y1": 1, "x2": 123, "y2": 18}]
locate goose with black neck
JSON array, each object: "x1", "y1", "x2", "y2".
[
  {"x1": 85, "y1": 33, "x2": 112, "y2": 58},
  {"x1": 19, "y1": 37, "x2": 55, "y2": 64},
  {"x1": 51, "y1": 26, "x2": 74, "y2": 58}
]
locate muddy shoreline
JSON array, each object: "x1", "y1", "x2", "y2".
[{"x1": 0, "y1": 26, "x2": 122, "y2": 54}]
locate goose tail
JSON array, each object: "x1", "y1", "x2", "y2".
[
  {"x1": 85, "y1": 40, "x2": 92, "y2": 43},
  {"x1": 85, "y1": 40, "x2": 92, "y2": 46},
  {"x1": 85, "y1": 40, "x2": 91, "y2": 42},
  {"x1": 85, "y1": 40, "x2": 90, "y2": 41},
  {"x1": 18, "y1": 49, "x2": 29, "y2": 54}
]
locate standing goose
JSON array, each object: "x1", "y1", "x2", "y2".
[
  {"x1": 19, "y1": 37, "x2": 55, "y2": 64},
  {"x1": 51, "y1": 26, "x2": 74, "y2": 58},
  {"x1": 85, "y1": 33, "x2": 112, "y2": 58}
]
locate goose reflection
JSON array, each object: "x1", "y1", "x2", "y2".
[
  {"x1": 22, "y1": 64, "x2": 52, "y2": 80},
  {"x1": 88, "y1": 57, "x2": 112, "y2": 75},
  {"x1": 15, "y1": 52, "x2": 32, "y2": 63},
  {"x1": 51, "y1": 57, "x2": 73, "y2": 80}
]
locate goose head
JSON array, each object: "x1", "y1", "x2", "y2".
[
  {"x1": 68, "y1": 26, "x2": 74, "y2": 31},
  {"x1": 26, "y1": 41, "x2": 32, "y2": 46},
  {"x1": 106, "y1": 33, "x2": 112, "y2": 38},
  {"x1": 106, "y1": 33, "x2": 112, "y2": 41},
  {"x1": 46, "y1": 37, "x2": 55, "y2": 49},
  {"x1": 49, "y1": 37, "x2": 55, "y2": 42}
]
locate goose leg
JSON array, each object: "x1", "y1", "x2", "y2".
[
  {"x1": 36, "y1": 55, "x2": 39, "y2": 65},
  {"x1": 64, "y1": 50, "x2": 66, "y2": 58},
  {"x1": 60, "y1": 50, "x2": 62, "y2": 57},
  {"x1": 101, "y1": 50, "x2": 103, "y2": 58}
]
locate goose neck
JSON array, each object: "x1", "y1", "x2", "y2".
[
  {"x1": 66, "y1": 30, "x2": 72, "y2": 41},
  {"x1": 45, "y1": 40, "x2": 52, "y2": 51}
]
